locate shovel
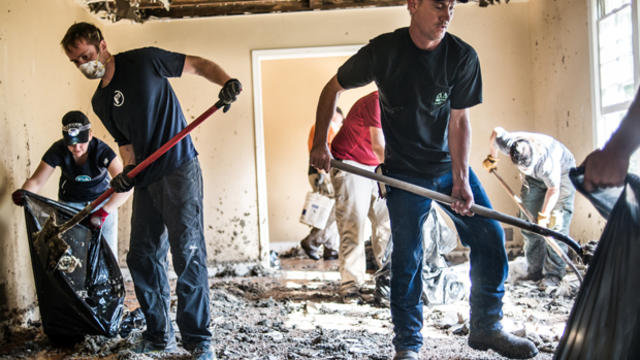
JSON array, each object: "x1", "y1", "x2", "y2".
[
  {"x1": 330, "y1": 159, "x2": 583, "y2": 259},
  {"x1": 35, "y1": 100, "x2": 228, "y2": 271},
  {"x1": 489, "y1": 168, "x2": 583, "y2": 282}
]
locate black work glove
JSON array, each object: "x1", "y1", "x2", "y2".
[
  {"x1": 218, "y1": 78, "x2": 242, "y2": 113},
  {"x1": 110, "y1": 164, "x2": 135, "y2": 193},
  {"x1": 12, "y1": 189, "x2": 25, "y2": 206}
]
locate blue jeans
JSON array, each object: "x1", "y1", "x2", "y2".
[
  {"x1": 386, "y1": 169, "x2": 508, "y2": 352},
  {"x1": 520, "y1": 174, "x2": 575, "y2": 278},
  {"x1": 128, "y1": 157, "x2": 211, "y2": 348},
  {"x1": 64, "y1": 198, "x2": 118, "y2": 262}
]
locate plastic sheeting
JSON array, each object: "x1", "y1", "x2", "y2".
[
  {"x1": 22, "y1": 191, "x2": 124, "y2": 344},
  {"x1": 554, "y1": 170, "x2": 640, "y2": 359},
  {"x1": 376, "y1": 204, "x2": 465, "y2": 306}
]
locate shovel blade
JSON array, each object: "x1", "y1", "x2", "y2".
[{"x1": 33, "y1": 212, "x2": 71, "y2": 270}]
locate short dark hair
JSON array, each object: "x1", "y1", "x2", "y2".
[
  {"x1": 509, "y1": 139, "x2": 533, "y2": 167},
  {"x1": 61, "y1": 110, "x2": 90, "y2": 126},
  {"x1": 61, "y1": 22, "x2": 103, "y2": 52},
  {"x1": 335, "y1": 107, "x2": 343, "y2": 116}
]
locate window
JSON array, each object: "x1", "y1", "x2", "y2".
[{"x1": 592, "y1": 0, "x2": 640, "y2": 174}]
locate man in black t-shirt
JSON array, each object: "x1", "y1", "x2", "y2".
[
  {"x1": 310, "y1": 1, "x2": 537, "y2": 359},
  {"x1": 61, "y1": 22, "x2": 241, "y2": 360}
]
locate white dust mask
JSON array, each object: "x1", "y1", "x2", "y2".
[{"x1": 78, "y1": 57, "x2": 106, "y2": 79}]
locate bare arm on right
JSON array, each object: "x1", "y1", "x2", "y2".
[
  {"x1": 583, "y1": 90, "x2": 640, "y2": 191},
  {"x1": 310, "y1": 75, "x2": 345, "y2": 172}
]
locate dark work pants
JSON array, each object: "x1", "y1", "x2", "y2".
[
  {"x1": 386, "y1": 169, "x2": 508, "y2": 352},
  {"x1": 127, "y1": 157, "x2": 211, "y2": 347}
]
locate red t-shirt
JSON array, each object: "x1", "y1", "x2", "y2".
[{"x1": 331, "y1": 91, "x2": 381, "y2": 166}]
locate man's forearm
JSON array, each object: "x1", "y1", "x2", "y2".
[
  {"x1": 449, "y1": 111, "x2": 471, "y2": 184},
  {"x1": 313, "y1": 76, "x2": 342, "y2": 151},
  {"x1": 540, "y1": 187, "x2": 559, "y2": 217},
  {"x1": 119, "y1": 145, "x2": 136, "y2": 166},
  {"x1": 184, "y1": 55, "x2": 231, "y2": 86}
]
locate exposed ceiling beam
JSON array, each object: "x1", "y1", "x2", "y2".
[
  {"x1": 84, "y1": 0, "x2": 510, "y2": 23},
  {"x1": 136, "y1": 0, "x2": 406, "y2": 19}
]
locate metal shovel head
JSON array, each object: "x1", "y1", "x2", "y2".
[{"x1": 32, "y1": 211, "x2": 72, "y2": 271}]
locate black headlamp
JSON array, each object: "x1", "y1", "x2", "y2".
[{"x1": 62, "y1": 122, "x2": 91, "y2": 145}]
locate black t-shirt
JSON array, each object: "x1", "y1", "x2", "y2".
[
  {"x1": 42, "y1": 138, "x2": 116, "y2": 202},
  {"x1": 337, "y1": 28, "x2": 483, "y2": 177},
  {"x1": 92, "y1": 47, "x2": 198, "y2": 187}
]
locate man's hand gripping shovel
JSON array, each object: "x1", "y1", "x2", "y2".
[
  {"x1": 329, "y1": 159, "x2": 584, "y2": 262},
  {"x1": 32, "y1": 95, "x2": 239, "y2": 272}
]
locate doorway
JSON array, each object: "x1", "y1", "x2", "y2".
[{"x1": 251, "y1": 46, "x2": 377, "y2": 256}]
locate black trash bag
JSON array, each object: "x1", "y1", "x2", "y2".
[
  {"x1": 555, "y1": 170, "x2": 640, "y2": 359},
  {"x1": 569, "y1": 167, "x2": 624, "y2": 219},
  {"x1": 21, "y1": 191, "x2": 125, "y2": 345}
]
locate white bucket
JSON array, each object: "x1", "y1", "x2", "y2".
[{"x1": 299, "y1": 191, "x2": 334, "y2": 229}]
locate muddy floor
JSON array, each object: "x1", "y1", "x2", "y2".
[{"x1": 0, "y1": 251, "x2": 580, "y2": 360}]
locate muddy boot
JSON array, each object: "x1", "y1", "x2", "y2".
[
  {"x1": 518, "y1": 270, "x2": 543, "y2": 282},
  {"x1": 300, "y1": 236, "x2": 320, "y2": 260},
  {"x1": 323, "y1": 248, "x2": 338, "y2": 260},
  {"x1": 538, "y1": 275, "x2": 562, "y2": 290},
  {"x1": 339, "y1": 282, "x2": 362, "y2": 304},
  {"x1": 131, "y1": 336, "x2": 178, "y2": 354},
  {"x1": 468, "y1": 329, "x2": 538, "y2": 359},
  {"x1": 393, "y1": 350, "x2": 419, "y2": 360},
  {"x1": 187, "y1": 342, "x2": 216, "y2": 360}
]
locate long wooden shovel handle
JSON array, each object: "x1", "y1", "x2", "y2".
[
  {"x1": 56, "y1": 100, "x2": 226, "y2": 235},
  {"x1": 330, "y1": 159, "x2": 583, "y2": 257}
]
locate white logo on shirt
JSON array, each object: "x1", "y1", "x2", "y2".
[{"x1": 114, "y1": 90, "x2": 124, "y2": 107}]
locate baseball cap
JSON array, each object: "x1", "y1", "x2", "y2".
[{"x1": 62, "y1": 111, "x2": 91, "y2": 145}]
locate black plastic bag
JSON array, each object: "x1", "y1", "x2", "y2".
[
  {"x1": 554, "y1": 171, "x2": 640, "y2": 359},
  {"x1": 22, "y1": 191, "x2": 124, "y2": 344}
]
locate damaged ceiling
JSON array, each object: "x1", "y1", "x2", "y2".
[{"x1": 81, "y1": 0, "x2": 510, "y2": 23}]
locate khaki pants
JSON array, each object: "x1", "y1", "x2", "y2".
[{"x1": 331, "y1": 160, "x2": 390, "y2": 291}]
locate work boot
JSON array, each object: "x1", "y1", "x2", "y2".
[
  {"x1": 393, "y1": 350, "x2": 419, "y2": 360},
  {"x1": 518, "y1": 270, "x2": 543, "y2": 282},
  {"x1": 468, "y1": 329, "x2": 538, "y2": 359},
  {"x1": 323, "y1": 248, "x2": 338, "y2": 260},
  {"x1": 300, "y1": 237, "x2": 320, "y2": 260},
  {"x1": 538, "y1": 275, "x2": 562, "y2": 290},
  {"x1": 131, "y1": 335, "x2": 178, "y2": 354},
  {"x1": 187, "y1": 342, "x2": 217, "y2": 360},
  {"x1": 339, "y1": 282, "x2": 362, "y2": 304}
]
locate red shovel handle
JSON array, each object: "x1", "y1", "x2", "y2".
[{"x1": 86, "y1": 100, "x2": 225, "y2": 212}]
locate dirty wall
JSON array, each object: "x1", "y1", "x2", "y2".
[
  {"x1": 528, "y1": 0, "x2": 603, "y2": 243},
  {"x1": 1, "y1": 0, "x2": 599, "y2": 332}
]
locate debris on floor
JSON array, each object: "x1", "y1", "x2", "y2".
[{"x1": 0, "y1": 254, "x2": 579, "y2": 360}]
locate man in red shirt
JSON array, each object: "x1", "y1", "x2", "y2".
[{"x1": 329, "y1": 91, "x2": 390, "y2": 300}]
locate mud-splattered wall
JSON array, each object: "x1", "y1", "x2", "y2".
[
  {"x1": 528, "y1": 0, "x2": 604, "y2": 242},
  {"x1": 1, "y1": 0, "x2": 601, "y2": 330}
]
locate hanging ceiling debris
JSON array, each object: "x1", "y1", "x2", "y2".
[{"x1": 81, "y1": 0, "x2": 510, "y2": 23}]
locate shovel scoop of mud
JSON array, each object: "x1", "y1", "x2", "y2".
[{"x1": 33, "y1": 211, "x2": 78, "y2": 272}]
